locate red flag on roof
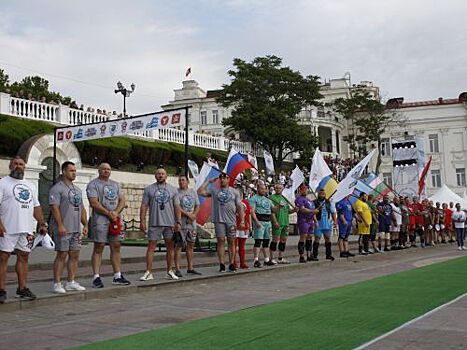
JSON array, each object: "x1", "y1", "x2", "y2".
[{"x1": 185, "y1": 67, "x2": 191, "y2": 77}]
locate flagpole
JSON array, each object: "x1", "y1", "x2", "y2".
[{"x1": 184, "y1": 106, "x2": 190, "y2": 176}]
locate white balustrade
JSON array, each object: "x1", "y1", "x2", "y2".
[
  {"x1": 68, "y1": 108, "x2": 110, "y2": 125},
  {"x1": 9, "y1": 97, "x2": 59, "y2": 122}
]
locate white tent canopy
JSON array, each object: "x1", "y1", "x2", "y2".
[{"x1": 429, "y1": 185, "x2": 467, "y2": 210}]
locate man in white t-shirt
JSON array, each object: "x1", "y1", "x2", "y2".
[
  {"x1": 390, "y1": 197, "x2": 402, "y2": 250},
  {"x1": 0, "y1": 157, "x2": 48, "y2": 303},
  {"x1": 452, "y1": 203, "x2": 466, "y2": 250}
]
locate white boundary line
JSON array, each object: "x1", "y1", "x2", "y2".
[{"x1": 353, "y1": 292, "x2": 467, "y2": 350}]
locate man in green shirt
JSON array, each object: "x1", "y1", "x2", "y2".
[{"x1": 270, "y1": 184, "x2": 296, "y2": 264}]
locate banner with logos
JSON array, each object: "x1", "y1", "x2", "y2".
[{"x1": 55, "y1": 109, "x2": 185, "y2": 143}]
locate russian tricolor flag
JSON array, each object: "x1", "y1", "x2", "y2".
[
  {"x1": 223, "y1": 147, "x2": 254, "y2": 186},
  {"x1": 195, "y1": 162, "x2": 220, "y2": 225}
]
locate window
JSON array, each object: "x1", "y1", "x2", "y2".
[
  {"x1": 456, "y1": 168, "x2": 466, "y2": 187},
  {"x1": 382, "y1": 172, "x2": 393, "y2": 188},
  {"x1": 381, "y1": 138, "x2": 391, "y2": 157},
  {"x1": 431, "y1": 169, "x2": 441, "y2": 188},
  {"x1": 428, "y1": 134, "x2": 439, "y2": 153},
  {"x1": 212, "y1": 110, "x2": 219, "y2": 124},
  {"x1": 200, "y1": 111, "x2": 207, "y2": 125}
]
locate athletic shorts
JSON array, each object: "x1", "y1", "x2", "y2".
[
  {"x1": 147, "y1": 226, "x2": 174, "y2": 241},
  {"x1": 338, "y1": 224, "x2": 352, "y2": 239},
  {"x1": 389, "y1": 225, "x2": 400, "y2": 233},
  {"x1": 236, "y1": 230, "x2": 249, "y2": 238},
  {"x1": 314, "y1": 229, "x2": 332, "y2": 238},
  {"x1": 54, "y1": 232, "x2": 81, "y2": 252},
  {"x1": 91, "y1": 223, "x2": 123, "y2": 243},
  {"x1": 379, "y1": 223, "x2": 390, "y2": 233},
  {"x1": 253, "y1": 221, "x2": 272, "y2": 240},
  {"x1": 214, "y1": 222, "x2": 236, "y2": 239},
  {"x1": 378, "y1": 232, "x2": 391, "y2": 240},
  {"x1": 370, "y1": 232, "x2": 377, "y2": 241},
  {"x1": 0, "y1": 233, "x2": 32, "y2": 253},
  {"x1": 180, "y1": 228, "x2": 196, "y2": 244},
  {"x1": 272, "y1": 225, "x2": 288, "y2": 238},
  {"x1": 297, "y1": 221, "x2": 314, "y2": 235}
]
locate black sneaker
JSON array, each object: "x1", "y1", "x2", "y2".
[
  {"x1": 359, "y1": 251, "x2": 368, "y2": 256},
  {"x1": 15, "y1": 287, "x2": 36, "y2": 300},
  {"x1": 264, "y1": 260, "x2": 275, "y2": 266},
  {"x1": 219, "y1": 263, "x2": 226, "y2": 272},
  {"x1": 340, "y1": 252, "x2": 348, "y2": 258},
  {"x1": 311, "y1": 257, "x2": 319, "y2": 261},
  {"x1": 0, "y1": 290, "x2": 6, "y2": 304},
  {"x1": 347, "y1": 252, "x2": 355, "y2": 257},
  {"x1": 253, "y1": 260, "x2": 262, "y2": 268},
  {"x1": 174, "y1": 269, "x2": 183, "y2": 278},
  {"x1": 299, "y1": 256, "x2": 306, "y2": 263},
  {"x1": 326, "y1": 255, "x2": 335, "y2": 261},
  {"x1": 92, "y1": 277, "x2": 104, "y2": 288},
  {"x1": 384, "y1": 247, "x2": 391, "y2": 252},
  {"x1": 228, "y1": 264, "x2": 237, "y2": 272},
  {"x1": 112, "y1": 275, "x2": 131, "y2": 285},
  {"x1": 187, "y1": 269, "x2": 202, "y2": 275},
  {"x1": 306, "y1": 256, "x2": 312, "y2": 261}
]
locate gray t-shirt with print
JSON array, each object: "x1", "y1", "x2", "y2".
[
  {"x1": 208, "y1": 187, "x2": 241, "y2": 225},
  {"x1": 86, "y1": 178, "x2": 121, "y2": 225},
  {"x1": 49, "y1": 180, "x2": 83, "y2": 234},
  {"x1": 177, "y1": 188, "x2": 200, "y2": 230},
  {"x1": 142, "y1": 182, "x2": 180, "y2": 227}
]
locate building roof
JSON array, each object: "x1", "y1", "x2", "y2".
[
  {"x1": 206, "y1": 89, "x2": 222, "y2": 98},
  {"x1": 387, "y1": 92, "x2": 467, "y2": 108}
]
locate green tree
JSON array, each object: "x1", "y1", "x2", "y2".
[
  {"x1": 217, "y1": 55, "x2": 321, "y2": 168},
  {"x1": 333, "y1": 90, "x2": 405, "y2": 174},
  {"x1": 0, "y1": 69, "x2": 10, "y2": 91}
]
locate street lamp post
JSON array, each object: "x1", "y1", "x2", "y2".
[{"x1": 114, "y1": 81, "x2": 135, "y2": 117}]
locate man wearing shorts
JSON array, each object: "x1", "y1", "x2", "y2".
[
  {"x1": 367, "y1": 194, "x2": 380, "y2": 253},
  {"x1": 270, "y1": 183, "x2": 295, "y2": 264},
  {"x1": 313, "y1": 189, "x2": 337, "y2": 261},
  {"x1": 377, "y1": 195, "x2": 393, "y2": 252},
  {"x1": 399, "y1": 197, "x2": 409, "y2": 248},
  {"x1": 50, "y1": 161, "x2": 88, "y2": 294},
  {"x1": 140, "y1": 168, "x2": 182, "y2": 280},
  {"x1": 336, "y1": 195, "x2": 355, "y2": 258},
  {"x1": 87, "y1": 163, "x2": 130, "y2": 288},
  {"x1": 174, "y1": 175, "x2": 200, "y2": 276},
  {"x1": 354, "y1": 192, "x2": 372, "y2": 253},
  {"x1": 249, "y1": 183, "x2": 278, "y2": 268},
  {"x1": 443, "y1": 203, "x2": 453, "y2": 243},
  {"x1": 0, "y1": 157, "x2": 48, "y2": 303},
  {"x1": 389, "y1": 197, "x2": 402, "y2": 250},
  {"x1": 235, "y1": 185, "x2": 251, "y2": 269},
  {"x1": 198, "y1": 173, "x2": 244, "y2": 272},
  {"x1": 295, "y1": 183, "x2": 317, "y2": 263}
]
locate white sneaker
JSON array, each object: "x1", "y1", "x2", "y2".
[
  {"x1": 166, "y1": 270, "x2": 179, "y2": 280},
  {"x1": 279, "y1": 258, "x2": 291, "y2": 264},
  {"x1": 53, "y1": 283, "x2": 66, "y2": 294},
  {"x1": 462, "y1": 246, "x2": 466, "y2": 250},
  {"x1": 65, "y1": 281, "x2": 86, "y2": 291},
  {"x1": 140, "y1": 271, "x2": 154, "y2": 281},
  {"x1": 458, "y1": 246, "x2": 462, "y2": 251},
  {"x1": 271, "y1": 259, "x2": 278, "y2": 265}
]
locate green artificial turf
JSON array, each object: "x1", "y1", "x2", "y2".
[{"x1": 73, "y1": 256, "x2": 467, "y2": 350}]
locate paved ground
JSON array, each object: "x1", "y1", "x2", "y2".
[{"x1": 0, "y1": 243, "x2": 465, "y2": 349}]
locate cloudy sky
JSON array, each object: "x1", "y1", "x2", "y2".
[{"x1": 1, "y1": 0, "x2": 466, "y2": 114}]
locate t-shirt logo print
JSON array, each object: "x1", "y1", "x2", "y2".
[
  {"x1": 156, "y1": 189, "x2": 170, "y2": 204},
  {"x1": 103, "y1": 186, "x2": 118, "y2": 200},
  {"x1": 13, "y1": 184, "x2": 32, "y2": 204},
  {"x1": 217, "y1": 189, "x2": 232, "y2": 204},
  {"x1": 181, "y1": 195, "x2": 194, "y2": 211},
  {"x1": 68, "y1": 190, "x2": 81, "y2": 207}
]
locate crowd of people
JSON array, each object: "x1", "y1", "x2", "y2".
[{"x1": 0, "y1": 157, "x2": 465, "y2": 305}]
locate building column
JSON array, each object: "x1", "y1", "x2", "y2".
[{"x1": 331, "y1": 129, "x2": 337, "y2": 154}]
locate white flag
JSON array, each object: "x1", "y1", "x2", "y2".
[
  {"x1": 282, "y1": 165, "x2": 305, "y2": 203},
  {"x1": 187, "y1": 160, "x2": 200, "y2": 181},
  {"x1": 331, "y1": 149, "x2": 376, "y2": 203},
  {"x1": 263, "y1": 150, "x2": 275, "y2": 176},
  {"x1": 247, "y1": 152, "x2": 258, "y2": 176},
  {"x1": 309, "y1": 149, "x2": 332, "y2": 191}
]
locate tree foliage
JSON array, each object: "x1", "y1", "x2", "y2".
[
  {"x1": 217, "y1": 55, "x2": 322, "y2": 167},
  {"x1": 333, "y1": 90, "x2": 405, "y2": 174}
]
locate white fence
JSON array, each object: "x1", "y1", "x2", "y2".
[{"x1": 0, "y1": 92, "x2": 293, "y2": 160}]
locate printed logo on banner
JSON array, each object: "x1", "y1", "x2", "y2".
[
  {"x1": 129, "y1": 120, "x2": 144, "y2": 130},
  {"x1": 348, "y1": 165, "x2": 363, "y2": 189},
  {"x1": 109, "y1": 124, "x2": 117, "y2": 136},
  {"x1": 172, "y1": 113, "x2": 181, "y2": 124},
  {"x1": 121, "y1": 121, "x2": 127, "y2": 133},
  {"x1": 100, "y1": 125, "x2": 106, "y2": 136},
  {"x1": 146, "y1": 117, "x2": 159, "y2": 129},
  {"x1": 161, "y1": 115, "x2": 169, "y2": 126},
  {"x1": 85, "y1": 128, "x2": 97, "y2": 137},
  {"x1": 65, "y1": 131, "x2": 73, "y2": 140},
  {"x1": 57, "y1": 131, "x2": 64, "y2": 141},
  {"x1": 73, "y1": 129, "x2": 84, "y2": 140}
]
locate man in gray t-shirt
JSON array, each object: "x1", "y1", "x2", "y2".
[
  {"x1": 140, "y1": 168, "x2": 182, "y2": 281},
  {"x1": 49, "y1": 161, "x2": 88, "y2": 294},
  {"x1": 174, "y1": 175, "x2": 201, "y2": 277},
  {"x1": 198, "y1": 173, "x2": 243, "y2": 273},
  {"x1": 86, "y1": 163, "x2": 129, "y2": 288}
]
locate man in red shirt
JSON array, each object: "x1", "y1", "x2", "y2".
[
  {"x1": 235, "y1": 186, "x2": 251, "y2": 269},
  {"x1": 443, "y1": 202, "x2": 454, "y2": 243},
  {"x1": 407, "y1": 197, "x2": 417, "y2": 247}
]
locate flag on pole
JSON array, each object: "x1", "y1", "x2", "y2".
[
  {"x1": 224, "y1": 147, "x2": 254, "y2": 186},
  {"x1": 247, "y1": 152, "x2": 259, "y2": 177},
  {"x1": 282, "y1": 165, "x2": 305, "y2": 203},
  {"x1": 187, "y1": 160, "x2": 199, "y2": 181},
  {"x1": 195, "y1": 162, "x2": 220, "y2": 225},
  {"x1": 263, "y1": 150, "x2": 275, "y2": 175},
  {"x1": 309, "y1": 149, "x2": 332, "y2": 191},
  {"x1": 418, "y1": 156, "x2": 432, "y2": 196},
  {"x1": 185, "y1": 67, "x2": 191, "y2": 77},
  {"x1": 332, "y1": 149, "x2": 376, "y2": 203}
]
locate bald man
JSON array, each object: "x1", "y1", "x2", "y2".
[
  {"x1": 140, "y1": 168, "x2": 182, "y2": 280},
  {"x1": 87, "y1": 162, "x2": 130, "y2": 288}
]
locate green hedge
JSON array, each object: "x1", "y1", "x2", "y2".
[{"x1": 0, "y1": 114, "x2": 228, "y2": 170}]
